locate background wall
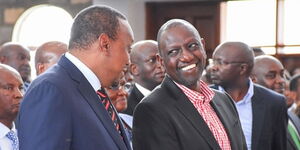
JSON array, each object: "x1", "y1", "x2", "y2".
[
  {"x1": 0, "y1": 0, "x2": 92, "y2": 45},
  {"x1": 93, "y1": 0, "x2": 205, "y2": 42}
]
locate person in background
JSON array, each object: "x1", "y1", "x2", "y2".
[
  {"x1": 0, "y1": 64, "x2": 23, "y2": 150},
  {"x1": 35, "y1": 41, "x2": 67, "y2": 75},
  {"x1": 105, "y1": 71, "x2": 133, "y2": 146},
  {"x1": 210, "y1": 42, "x2": 287, "y2": 150},
  {"x1": 133, "y1": 19, "x2": 246, "y2": 150},
  {"x1": 18, "y1": 5, "x2": 134, "y2": 150},
  {"x1": 123, "y1": 40, "x2": 165, "y2": 115},
  {"x1": 289, "y1": 74, "x2": 300, "y2": 112},
  {"x1": 0, "y1": 43, "x2": 31, "y2": 90},
  {"x1": 252, "y1": 47, "x2": 265, "y2": 57},
  {"x1": 252, "y1": 55, "x2": 300, "y2": 150}
]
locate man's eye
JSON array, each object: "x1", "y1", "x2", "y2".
[
  {"x1": 266, "y1": 74, "x2": 276, "y2": 79},
  {"x1": 148, "y1": 58, "x2": 156, "y2": 63},
  {"x1": 168, "y1": 49, "x2": 179, "y2": 56},
  {"x1": 189, "y1": 43, "x2": 199, "y2": 50}
]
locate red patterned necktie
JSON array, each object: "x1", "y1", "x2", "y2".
[{"x1": 96, "y1": 88, "x2": 122, "y2": 136}]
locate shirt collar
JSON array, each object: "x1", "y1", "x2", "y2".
[
  {"x1": 65, "y1": 52, "x2": 101, "y2": 91},
  {"x1": 175, "y1": 80, "x2": 215, "y2": 104},
  {"x1": 135, "y1": 83, "x2": 151, "y2": 96},
  {"x1": 0, "y1": 122, "x2": 17, "y2": 138},
  {"x1": 218, "y1": 78, "x2": 254, "y2": 104}
]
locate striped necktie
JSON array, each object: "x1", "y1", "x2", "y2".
[{"x1": 97, "y1": 88, "x2": 122, "y2": 136}]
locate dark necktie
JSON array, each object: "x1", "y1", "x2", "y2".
[{"x1": 97, "y1": 88, "x2": 122, "y2": 136}]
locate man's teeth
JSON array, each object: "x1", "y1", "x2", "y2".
[{"x1": 181, "y1": 64, "x2": 196, "y2": 71}]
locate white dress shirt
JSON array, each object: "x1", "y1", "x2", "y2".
[
  {"x1": 65, "y1": 52, "x2": 101, "y2": 91},
  {"x1": 135, "y1": 83, "x2": 151, "y2": 97},
  {"x1": 218, "y1": 79, "x2": 254, "y2": 150},
  {"x1": 0, "y1": 122, "x2": 17, "y2": 150}
]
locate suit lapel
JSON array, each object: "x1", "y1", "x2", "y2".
[
  {"x1": 163, "y1": 77, "x2": 220, "y2": 149},
  {"x1": 59, "y1": 56, "x2": 129, "y2": 150},
  {"x1": 210, "y1": 93, "x2": 239, "y2": 149},
  {"x1": 288, "y1": 110, "x2": 300, "y2": 134},
  {"x1": 251, "y1": 85, "x2": 266, "y2": 150}
]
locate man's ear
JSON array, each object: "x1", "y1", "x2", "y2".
[
  {"x1": 0, "y1": 56, "x2": 7, "y2": 63},
  {"x1": 239, "y1": 63, "x2": 248, "y2": 75},
  {"x1": 200, "y1": 38, "x2": 206, "y2": 50},
  {"x1": 130, "y1": 63, "x2": 139, "y2": 76},
  {"x1": 98, "y1": 33, "x2": 110, "y2": 54},
  {"x1": 37, "y1": 63, "x2": 45, "y2": 75},
  {"x1": 250, "y1": 74, "x2": 257, "y2": 83}
]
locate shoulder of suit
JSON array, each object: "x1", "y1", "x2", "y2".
[{"x1": 253, "y1": 84, "x2": 286, "y2": 106}]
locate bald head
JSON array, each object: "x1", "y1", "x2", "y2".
[
  {"x1": 215, "y1": 42, "x2": 254, "y2": 71},
  {"x1": 157, "y1": 19, "x2": 201, "y2": 56},
  {"x1": 129, "y1": 40, "x2": 165, "y2": 90},
  {"x1": 252, "y1": 55, "x2": 285, "y2": 93},
  {"x1": 130, "y1": 40, "x2": 158, "y2": 63},
  {"x1": 0, "y1": 43, "x2": 31, "y2": 82},
  {"x1": 35, "y1": 41, "x2": 67, "y2": 75},
  {"x1": 0, "y1": 64, "x2": 22, "y2": 79}
]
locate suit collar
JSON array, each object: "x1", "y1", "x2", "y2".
[
  {"x1": 58, "y1": 56, "x2": 131, "y2": 150},
  {"x1": 64, "y1": 53, "x2": 101, "y2": 91},
  {"x1": 162, "y1": 76, "x2": 221, "y2": 149}
]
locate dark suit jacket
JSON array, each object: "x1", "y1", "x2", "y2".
[
  {"x1": 287, "y1": 110, "x2": 300, "y2": 150},
  {"x1": 251, "y1": 84, "x2": 287, "y2": 150},
  {"x1": 133, "y1": 76, "x2": 247, "y2": 150},
  {"x1": 123, "y1": 84, "x2": 144, "y2": 115},
  {"x1": 18, "y1": 55, "x2": 131, "y2": 150},
  {"x1": 211, "y1": 84, "x2": 287, "y2": 150}
]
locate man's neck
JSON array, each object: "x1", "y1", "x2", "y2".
[
  {"x1": 223, "y1": 80, "x2": 250, "y2": 102},
  {"x1": 0, "y1": 119, "x2": 13, "y2": 129}
]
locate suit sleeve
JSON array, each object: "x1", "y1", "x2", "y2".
[
  {"x1": 18, "y1": 82, "x2": 71, "y2": 150},
  {"x1": 132, "y1": 102, "x2": 180, "y2": 150},
  {"x1": 273, "y1": 96, "x2": 287, "y2": 150}
]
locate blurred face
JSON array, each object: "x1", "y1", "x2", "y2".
[
  {"x1": 136, "y1": 44, "x2": 165, "y2": 89},
  {"x1": 0, "y1": 70, "x2": 23, "y2": 121},
  {"x1": 253, "y1": 60, "x2": 285, "y2": 94},
  {"x1": 37, "y1": 52, "x2": 64, "y2": 75},
  {"x1": 107, "y1": 19, "x2": 134, "y2": 86},
  {"x1": 159, "y1": 25, "x2": 206, "y2": 89},
  {"x1": 105, "y1": 73, "x2": 129, "y2": 112},
  {"x1": 210, "y1": 47, "x2": 244, "y2": 87},
  {"x1": 4, "y1": 47, "x2": 31, "y2": 82}
]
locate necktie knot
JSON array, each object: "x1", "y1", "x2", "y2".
[
  {"x1": 6, "y1": 130, "x2": 19, "y2": 150},
  {"x1": 97, "y1": 88, "x2": 107, "y2": 98}
]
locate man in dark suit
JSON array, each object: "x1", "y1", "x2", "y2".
[
  {"x1": 210, "y1": 42, "x2": 287, "y2": 150},
  {"x1": 133, "y1": 19, "x2": 246, "y2": 150},
  {"x1": 123, "y1": 40, "x2": 165, "y2": 115},
  {"x1": 18, "y1": 5, "x2": 134, "y2": 150},
  {"x1": 252, "y1": 55, "x2": 300, "y2": 150}
]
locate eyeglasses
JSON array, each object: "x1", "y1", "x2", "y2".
[
  {"x1": 212, "y1": 59, "x2": 246, "y2": 66},
  {"x1": 108, "y1": 81, "x2": 132, "y2": 93}
]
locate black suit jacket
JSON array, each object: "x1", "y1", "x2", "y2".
[
  {"x1": 18, "y1": 55, "x2": 131, "y2": 150},
  {"x1": 123, "y1": 84, "x2": 144, "y2": 115},
  {"x1": 211, "y1": 84, "x2": 287, "y2": 150},
  {"x1": 133, "y1": 76, "x2": 247, "y2": 150},
  {"x1": 287, "y1": 110, "x2": 300, "y2": 150},
  {"x1": 251, "y1": 84, "x2": 287, "y2": 150}
]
